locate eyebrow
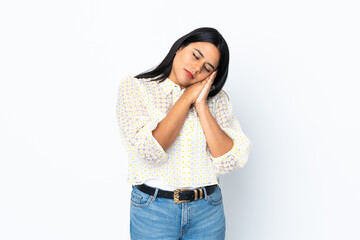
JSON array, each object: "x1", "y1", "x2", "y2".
[{"x1": 194, "y1": 48, "x2": 216, "y2": 70}]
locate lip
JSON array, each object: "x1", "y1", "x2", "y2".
[{"x1": 185, "y1": 69, "x2": 194, "y2": 79}]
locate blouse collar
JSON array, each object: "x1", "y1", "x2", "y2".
[{"x1": 160, "y1": 77, "x2": 185, "y2": 96}]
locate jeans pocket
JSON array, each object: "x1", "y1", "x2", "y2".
[
  {"x1": 130, "y1": 186, "x2": 153, "y2": 208},
  {"x1": 207, "y1": 186, "x2": 223, "y2": 206}
]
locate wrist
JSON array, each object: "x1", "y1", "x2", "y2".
[
  {"x1": 195, "y1": 101, "x2": 208, "y2": 112},
  {"x1": 179, "y1": 94, "x2": 193, "y2": 108}
]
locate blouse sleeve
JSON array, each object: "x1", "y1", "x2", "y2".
[
  {"x1": 116, "y1": 76, "x2": 169, "y2": 165},
  {"x1": 208, "y1": 90, "x2": 253, "y2": 174}
]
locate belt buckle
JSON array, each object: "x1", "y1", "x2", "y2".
[{"x1": 174, "y1": 189, "x2": 190, "y2": 204}]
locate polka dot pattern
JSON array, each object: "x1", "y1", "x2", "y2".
[{"x1": 116, "y1": 75, "x2": 253, "y2": 187}]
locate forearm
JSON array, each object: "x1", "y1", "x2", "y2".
[
  {"x1": 152, "y1": 95, "x2": 192, "y2": 152},
  {"x1": 196, "y1": 103, "x2": 234, "y2": 158}
]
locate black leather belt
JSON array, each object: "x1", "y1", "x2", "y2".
[{"x1": 135, "y1": 184, "x2": 217, "y2": 204}]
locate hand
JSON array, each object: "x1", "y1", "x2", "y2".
[
  {"x1": 194, "y1": 70, "x2": 217, "y2": 108},
  {"x1": 183, "y1": 77, "x2": 208, "y2": 105},
  {"x1": 182, "y1": 70, "x2": 218, "y2": 106}
]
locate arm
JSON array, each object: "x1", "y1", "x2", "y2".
[
  {"x1": 195, "y1": 103, "x2": 234, "y2": 158},
  {"x1": 152, "y1": 93, "x2": 193, "y2": 152},
  {"x1": 197, "y1": 90, "x2": 253, "y2": 174},
  {"x1": 116, "y1": 76, "x2": 172, "y2": 165}
]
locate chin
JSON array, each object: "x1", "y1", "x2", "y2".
[
  {"x1": 178, "y1": 80, "x2": 188, "y2": 88},
  {"x1": 178, "y1": 76, "x2": 189, "y2": 86}
]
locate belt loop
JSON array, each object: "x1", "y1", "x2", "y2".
[
  {"x1": 152, "y1": 187, "x2": 159, "y2": 201},
  {"x1": 194, "y1": 189, "x2": 198, "y2": 200},
  {"x1": 202, "y1": 187, "x2": 208, "y2": 200}
]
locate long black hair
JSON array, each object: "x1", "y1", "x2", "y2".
[{"x1": 134, "y1": 27, "x2": 230, "y2": 99}]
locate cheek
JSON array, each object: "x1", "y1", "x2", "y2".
[
  {"x1": 198, "y1": 72, "x2": 210, "y2": 81},
  {"x1": 193, "y1": 78, "x2": 205, "y2": 85},
  {"x1": 174, "y1": 56, "x2": 186, "y2": 69},
  {"x1": 181, "y1": 54, "x2": 193, "y2": 65}
]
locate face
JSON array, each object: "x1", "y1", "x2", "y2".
[{"x1": 168, "y1": 42, "x2": 221, "y2": 90}]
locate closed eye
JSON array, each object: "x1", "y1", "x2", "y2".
[{"x1": 193, "y1": 53, "x2": 210, "y2": 72}]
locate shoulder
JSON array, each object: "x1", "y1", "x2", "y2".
[
  {"x1": 118, "y1": 75, "x2": 162, "y2": 105},
  {"x1": 118, "y1": 75, "x2": 140, "y2": 87},
  {"x1": 217, "y1": 89, "x2": 230, "y2": 102},
  {"x1": 209, "y1": 89, "x2": 231, "y2": 106},
  {"x1": 117, "y1": 76, "x2": 141, "y2": 101},
  {"x1": 207, "y1": 89, "x2": 231, "y2": 116},
  {"x1": 119, "y1": 75, "x2": 159, "y2": 90},
  {"x1": 118, "y1": 75, "x2": 145, "y2": 94}
]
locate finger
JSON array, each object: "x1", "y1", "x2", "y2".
[
  {"x1": 211, "y1": 71, "x2": 217, "y2": 79},
  {"x1": 205, "y1": 71, "x2": 216, "y2": 82},
  {"x1": 204, "y1": 78, "x2": 213, "y2": 88}
]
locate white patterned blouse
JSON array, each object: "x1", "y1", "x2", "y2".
[{"x1": 116, "y1": 75, "x2": 253, "y2": 190}]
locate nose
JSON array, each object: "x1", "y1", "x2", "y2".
[{"x1": 193, "y1": 61, "x2": 202, "y2": 74}]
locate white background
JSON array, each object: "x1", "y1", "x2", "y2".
[{"x1": 1, "y1": 0, "x2": 359, "y2": 239}]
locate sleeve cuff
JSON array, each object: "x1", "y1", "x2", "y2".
[
  {"x1": 208, "y1": 132, "x2": 237, "y2": 162},
  {"x1": 208, "y1": 127, "x2": 252, "y2": 174},
  {"x1": 137, "y1": 117, "x2": 169, "y2": 164}
]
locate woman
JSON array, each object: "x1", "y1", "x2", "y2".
[{"x1": 116, "y1": 27, "x2": 252, "y2": 240}]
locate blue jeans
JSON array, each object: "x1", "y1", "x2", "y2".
[{"x1": 130, "y1": 184, "x2": 226, "y2": 240}]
